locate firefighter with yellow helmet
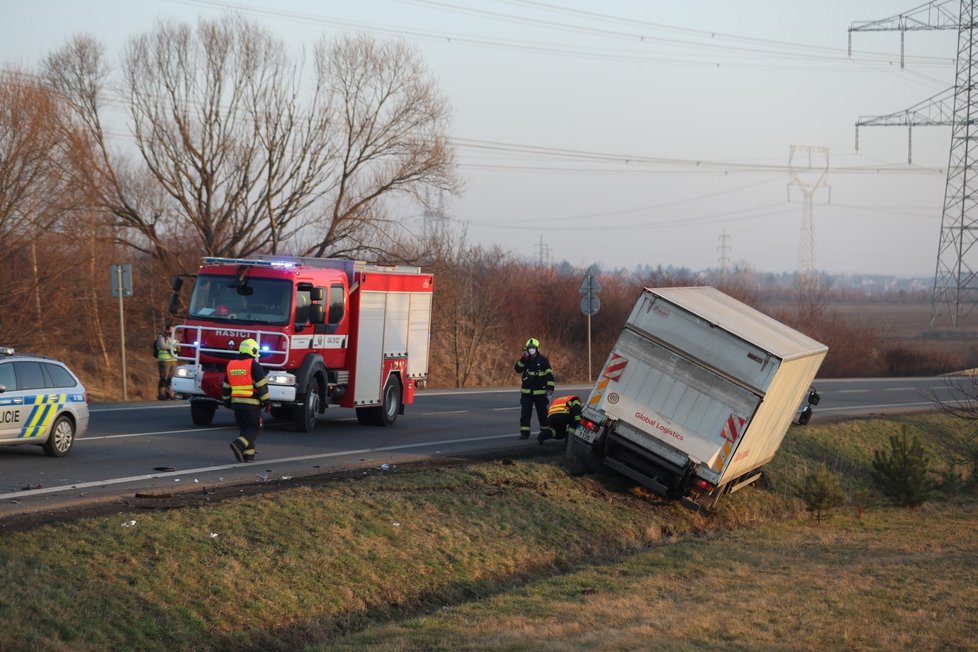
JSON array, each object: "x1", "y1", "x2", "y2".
[
  {"x1": 223, "y1": 338, "x2": 271, "y2": 463},
  {"x1": 513, "y1": 337, "x2": 555, "y2": 439}
]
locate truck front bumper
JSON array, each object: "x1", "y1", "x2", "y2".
[{"x1": 171, "y1": 364, "x2": 297, "y2": 402}]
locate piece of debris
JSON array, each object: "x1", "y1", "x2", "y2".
[
  {"x1": 20, "y1": 483, "x2": 43, "y2": 491},
  {"x1": 153, "y1": 466, "x2": 176, "y2": 472},
  {"x1": 121, "y1": 520, "x2": 136, "y2": 528},
  {"x1": 209, "y1": 532, "x2": 219, "y2": 539},
  {"x1": 379, "y1": 464, "x2": 391, "y2": 471}
]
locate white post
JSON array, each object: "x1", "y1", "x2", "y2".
[{"x1": 116, "y1": 265, "x2": 128, "y2": 401}]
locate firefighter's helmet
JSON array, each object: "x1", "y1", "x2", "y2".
[
  {"x1": 239, "y1": 338, "x2": 260, "y2": 358},
  {"x1": 525, "y1": 337, "x2": 540, "y2": 349}
]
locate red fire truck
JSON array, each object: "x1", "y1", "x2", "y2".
[{"x1": 169, "y1": 255, "x2": 433, "y2": 431}]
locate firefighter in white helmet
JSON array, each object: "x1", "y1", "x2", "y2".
[{"x1": 224, "y1": 338, "x2": 271, "y2": 463}]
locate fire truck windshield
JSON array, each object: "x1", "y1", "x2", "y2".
[{"x1": 188, "y1": 274, "x2": 292, "y2": 325}]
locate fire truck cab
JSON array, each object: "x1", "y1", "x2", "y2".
[{"x1": 169, "y1": 255, "x2": 433, "y2": 431}]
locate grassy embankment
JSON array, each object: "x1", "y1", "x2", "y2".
[{"x1": 1, "y1": 413, "x2": 976, "y2": 651}]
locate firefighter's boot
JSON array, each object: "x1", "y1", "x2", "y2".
[{"x1": 230, "y1": 437, "x2": 248, "y2": 463}]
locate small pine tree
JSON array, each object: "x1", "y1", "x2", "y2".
[
  {"x1": 871, "y1": 430, "x2": 933, "y2": 508},
  {"x1": 795, "y1": 463, "x2": 844, "y2": 523}
]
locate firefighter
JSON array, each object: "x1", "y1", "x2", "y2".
[
  {"x1": 514, "y1": 337, "x2": 554, "y2": 439},
  {"x1": 540, "y1": 394, "x2": 583, "y2": 443},
  {"x1": 156, "y1": 323, "x2": 178, "y2": 400},
  {"x1": 224, "y1": 338, "x2": 271, "y2": 463}
]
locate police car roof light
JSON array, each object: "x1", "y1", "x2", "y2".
[{"x1": 0, "y1": 347, "x2": 14, "y2": 356}]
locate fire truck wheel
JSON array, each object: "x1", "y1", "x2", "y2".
[
  {"x1": 270, "y1": 406, "x2": 293, "y2": 421},
  {"x1": 356, "y1": 377, "x2": 402, "y2": 426},
  {"x1": 190, "y1": 401, "x2": 217, "y2": 426},
  {"x1": 293, "y1": 385, "x2": 321, "y2": 432},
  {"x1": 377, "y1": 377, "x2": 402, "y2": 426}
]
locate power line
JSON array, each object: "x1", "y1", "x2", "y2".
[{"x1": 169, "y1": 0, "x2": 953, "y2": 69}]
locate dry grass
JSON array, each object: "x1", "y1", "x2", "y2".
[
  {"x1": 331, "y1": 503, "x2": 978, "y2": 651},
  {"x1": 0, "y1": 413, "x2": 975, "y2": 650}
]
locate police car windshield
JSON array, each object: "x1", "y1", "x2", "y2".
[{"x1": 188, "y1": 275, "x2": 292, "y2": 326}]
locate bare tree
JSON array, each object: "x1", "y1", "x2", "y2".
[
  {"x1": 0, "y1": 70, "x2": 71, "y2": 258},
  {"x1": 121, "y1": 16, "x2": 347, "y2": 257},
  {"x1": 303, "y1": 34, "x2": 459, "y2": 259},
  {"x1": 927, "y1": 374, "x2": 978, "y2": 436},
  {"x1": 43, "y1": 35, "x2": 176, "y2": 262}
]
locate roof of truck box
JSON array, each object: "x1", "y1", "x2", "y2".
[{"x1": 648, "y1": 286, "x2": 828, "y2": 360}]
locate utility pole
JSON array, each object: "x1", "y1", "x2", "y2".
[
  {"x1": 787, "y1": 146, "x2": 830, "y2": 293},
  {"x1": 850, "y1": 0, "x2": 977, "y2": 329}
]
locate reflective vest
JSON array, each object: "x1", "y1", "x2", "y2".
[
  {"x1": 227, "y1": 358, "x2": 259, "y2": 404},
  {"x1": 157, "y1": 334, "x2": 177, "y2": 361},
  {"x1": 548, "y1": 395, "x2": 582, "y2": 419}
]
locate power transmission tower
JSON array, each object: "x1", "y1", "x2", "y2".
[
  {"x1": 422, "y1": 189, "x2": 449, "y2": 241},
  {"x1": 787, "y1": 146, "x2": 830, "y2": 292},
  {"x1": 850, "y1": 0, "x2": 978, "y2": 329},
  {"x1": 536, "y1": 234, "x2": 551, "y2": 267}
]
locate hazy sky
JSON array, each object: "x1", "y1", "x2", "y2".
[{"x1": 0, "y1": 1, "x2": 962, "y2": 277}]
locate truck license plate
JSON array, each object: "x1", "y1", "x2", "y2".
[{"x1": 576, "y1": 427, "x2": 596, "y2": 444}]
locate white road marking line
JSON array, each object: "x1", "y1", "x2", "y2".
[
  {"x1": 838, "y1": 390, "x2": 869, "y2": 393},
  {"x1": 0, "y1": 432, "x2": 528, "y2": 501}
]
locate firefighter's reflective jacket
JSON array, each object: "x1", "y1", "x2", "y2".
[{"x1": 222, "y1": 356, "x2": 270, "y2": 406}]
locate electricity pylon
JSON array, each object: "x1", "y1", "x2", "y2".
[
  {"x1": 788, "y1": 146, "x2": 830, "y2": 292},
  {"x1": 850, "y1": 0, "x2": 978, "y2": 329}
]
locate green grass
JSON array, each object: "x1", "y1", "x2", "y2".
[{"x1": 0, "y1": 413, "x2": 975, "y2": 651}]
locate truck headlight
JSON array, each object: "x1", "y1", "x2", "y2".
[
  {"x1": 267, "y1": 372, "x2": 296, "y2": 386},
  {"x1": 174, "y1": 365, "x2": 197, "y2": 378}
]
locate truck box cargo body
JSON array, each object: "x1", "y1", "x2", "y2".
[
  {"x1": 170, "y1": 255, "x2": 432, "y2": 431},
  {"x1": 570, "y1": 286, "x2": 827, "y2": 509}
]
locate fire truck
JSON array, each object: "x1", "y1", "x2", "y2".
[{"x1": 169, "y1": 255, "x2": 433, "y2": 431}]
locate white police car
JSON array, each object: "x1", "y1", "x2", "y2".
[{"x1": 0, "y1": 347, "x2": 89, "y2": 457}]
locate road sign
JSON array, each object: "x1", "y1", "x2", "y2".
[
  {"x1": 578, "y1": 268, "x2": 602, "y2": 295},
  {"x1": 580, "y1": 294, "x2": 600, "y2": 316},
  {"x1": 110, "y1": 263, "x2": 133, "y2": 298}
]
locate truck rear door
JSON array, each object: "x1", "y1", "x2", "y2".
[{"x1": 589, "y1": 328, "x2": 761, "y2": 478}]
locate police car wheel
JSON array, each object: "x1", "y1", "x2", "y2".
[{"x1": 43, "y1": 415, "x2": 75, "y2": 457}]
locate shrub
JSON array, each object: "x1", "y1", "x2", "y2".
[
  {"x1": 794, "y1": 463, "x2": 844, "y2": 523},
  {"x1": 871, "y1": 430, "x2": 933, "y2": 508}
]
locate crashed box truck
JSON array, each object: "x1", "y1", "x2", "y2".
[{"x1": 569, "y1": 286, "x2": 827, "y2": 510}]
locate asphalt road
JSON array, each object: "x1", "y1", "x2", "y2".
[{"x1": 0, "y1": 377, "x2": 969, "y2": 516}]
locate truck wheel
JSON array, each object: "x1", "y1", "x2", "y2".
[
  {"x1": 293, "y1": 384, "x2": 321, "y2": 432},
  {"x1": 355, "y1": 408, "x2": 373, "y2": 425},
  {"x1": 357, "y1": 377, "x2": 402, "y2": 426},
  {"x1": 270, "y1": 406, "x2": 293, "y2": 421},
  {"x1": 376, "y1": 377, "x2": 402, "y2": 426},
  {"x1": 43, "y1": 415, "x2": 75, "y2": 457},
  {"x1": 566, "y1": 434, "x2": 601, "y2": 474},
  {"x1": 190, "y1": 401, "x2": 217, "y2": 426}
]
